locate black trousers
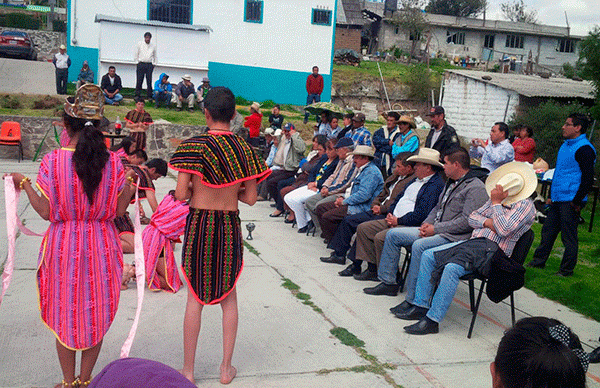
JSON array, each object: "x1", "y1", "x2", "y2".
[
  {"x1": 328, "y1": 211, "x2": 383, "y2": 256},
  {"x1": 136, "y1": 62, "x2": 154, "y2": 98},
  {"x1": 531, "y1": 202, "x2": 580, "y2": 274},
  {"x1": 55, "y1": 68, "x2": 68, "y2": 94},
  {"x1": 266, "y1": 170, "x2": 296, "y2": 210}
]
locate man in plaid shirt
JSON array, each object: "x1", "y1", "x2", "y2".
[
  {"x1": 394, "y1": 162, "x2": 536, "y2": 335},
  {"x1": 345, "y1": 113, "x2": 372, "y2": 146}
]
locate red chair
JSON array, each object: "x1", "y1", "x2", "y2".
[{"x1": 0, "y1": 121, "x2": 23, "y2": 162}]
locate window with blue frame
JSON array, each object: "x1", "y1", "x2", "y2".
[
  {"x1": 149, "y1": 0, "x2": 191, "y2": 24},
  {"x1": 312, "y1": 8, "x2": 332, "y2": 26},
  {"x1": 245, "y1": 0, "x2": 263, "y2": 23}
]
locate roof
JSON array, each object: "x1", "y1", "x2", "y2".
[
  {"x1": 337, "y1": 0, "x2": 364, "y2": 26},
  {"x1": 94, "y1": 14, "x2": 212, "y2": 32},
  {"x1": 446, "y1": 69, "x2": 595, "y2": 99}
]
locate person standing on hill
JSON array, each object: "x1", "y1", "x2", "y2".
[{"x1": 304, "y1": 66, "x2": 324, "y2": 124}]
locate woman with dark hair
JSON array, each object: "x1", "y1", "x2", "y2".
[
  {"x1": 315, "y1": 111, "x2": 332, "y2": 137},
  {"x1": 492, "y1": 316, "x2": 588, "y2": 388},
  {"x1": 512, "y1": 125, "x2": 536, "y2": 163},
  {"x1": 7, "y1": 85, "x2": 135, "y2": 388}
]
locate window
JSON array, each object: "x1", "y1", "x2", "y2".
[
  {"x1": 505, "y1": 34, "x2": 524, "y2": 49},
  {"x1": 409, "y1": 31, "x2": 421, "y2": 41},
  {"x1": 244, "y1": 0, "x2": 263, "y2": 23},
  {"x1": 446, "y1": 31, "x2": 465, "y2": 45},
  {"x1": 312, "y1": 8, "x2": 332, "y2": 26},
  {"x1": 557, "y1": 39, "x2": 575, "y2": 53},
  {"x1": 149, "y1": 0, "x2": 191, "y2": 24},
  {"x1": 484, "y1": 34, "x2": 495, "y2": 49},
  {"x1": 395, "y1": 27, "x2": 399, "y2": 35}
]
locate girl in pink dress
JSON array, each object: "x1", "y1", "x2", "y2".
[{"x1": 8, "y1": 85, "x2": 135, "y2": 388}]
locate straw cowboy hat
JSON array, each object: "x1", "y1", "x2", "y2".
[
  {"x1": 406, "y1": 148, "x2": 443, "y2": 168},
  {"x1": 398, "y1": 115, "x2": 416, "y2": 129},
  {"x1": 181, "y1": 74, "x2": 192, "y2": 81},
  {"x1": 250, "y1": 102, "x2": 261, "y2": 112},
  {"x1": 350, "y1": 145, "x2": 376, "y2": 158},
  {"x1": 485, "y1": 161, "x2": 537, "y2": 205},
  {"x1": 64, "y1": 84, "x2": 104, "y2": 120}
]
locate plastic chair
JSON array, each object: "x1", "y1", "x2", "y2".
[{"x1": 0, "y1": 121, "x2": 23, "y2": 162}]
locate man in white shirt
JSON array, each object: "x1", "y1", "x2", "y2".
[
  {"x1": 52, "y1": 44, "x2": 71, "y2": 95},
  {"x1": 469, "y1": 122, "x2": 514, "y2": 172},
  {"x1": 135, "y1": 32, "x2": 157, "y2": 100}
]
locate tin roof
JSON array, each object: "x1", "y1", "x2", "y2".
[
  {"x1": 337, "y1": 0, "x2": 364, "y2": 26},
  {"x1": 447, "y1": 69, "x2": 595, "y2": 99}
]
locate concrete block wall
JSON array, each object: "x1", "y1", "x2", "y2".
[{"x1": 441, "y1": 73, "x2": 519, "y2": 141}]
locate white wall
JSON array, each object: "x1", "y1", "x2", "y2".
[{"x1": 441, "y1": 72, "x2": 520, "y2": 140}]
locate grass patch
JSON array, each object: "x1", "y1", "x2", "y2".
[
  {"x1": 330, "y1": 327, "x2": 365, "y2": 348},
  {"x1": 243, "y1": 240, "x2": 260, "y2": 257},
  {"x1": 281, "y1": 278, "x2": 300, "y2": 291},
  {"x1": 524, "y1": 209, "x2": 600, "y2": 321}
]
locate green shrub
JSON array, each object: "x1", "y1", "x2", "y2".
[
  {"x1": 235, "y1": 96, "x2": 251, "y2": 106},
  {"x1": 405, "y1": 64, "x2": 434, "y2": 101},
  {"x1": 52, "y1": 19, "x2": 65, "y2": 32},
  {"x1": 562, "y1": 62, "x2": 576, "y2": 79},
  {"x1": 0, "y1": 12, "x2": 41, "y2": 30},
  {"x1": 260, "y1": 99, "x2": 275, "y2": 109},
  {"x1": 0, "y1": 94, "x2": 23, "y2": 109}
]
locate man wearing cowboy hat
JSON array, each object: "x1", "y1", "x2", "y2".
[
  {"x1": 52, "y1": 44, "x2": 70, "y2": 95},
  {"x1": 340, "y1": 148, "x2": 445, "y2": 279},
  {"x1": 196, "y1": 77, "x2": 212, "y2": 110},
  {"x1": 175, "y1": 75, "x2": 196, "y2": 112},
  {"x1": 315, "y1": 145, "x2": 384, "y2": 243},
  {"x1": 397, "y1": 161, "x2": 536, "y2": 335},
  {"x1": 392, "y1": 115, "x2": 419, "y2": 157},
  {"x1": 424, "y1": 106, "x2": 459, "y2": 153}
]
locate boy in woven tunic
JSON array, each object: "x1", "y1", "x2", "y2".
[{"x1": 170, "y1": 87, "x2": 270, "y2": 384}]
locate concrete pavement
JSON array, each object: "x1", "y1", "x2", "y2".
[
  {"x1": 1, "y1": 158, "x2": 599, "y2": 388},
  {"x1": 0, "y1": 57, "x2": 56, "y2": 95}
]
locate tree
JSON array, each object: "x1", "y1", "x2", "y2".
[
  {"x1": 391, "y1": 0, "x2": 428, "y2": 59},
  {"x1": 577, "y1": 27, "x2": 600, "y2": 118},
  {"x1": 500, "y1": 0, "x2": 538, "y2": 23},
  {"x1": 425, "y1": 0, "x2": 486, "y2": 18}
]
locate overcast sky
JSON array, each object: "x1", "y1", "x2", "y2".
[{"x1": 484, "y1": 0, "x2": 598, "y2": 36}]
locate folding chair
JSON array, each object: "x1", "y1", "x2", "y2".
[
  {"x1": 460, "y1": 229, "x2": 534, "y2": 338},
  {"x1": 0, "y1": 121, "x2": 23, "y2": 162}
]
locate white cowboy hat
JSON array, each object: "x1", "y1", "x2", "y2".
[
  {"x1": 350, "y1": 145, "x2": 375, "y2": 158},
  {"x1": 264, "y1": 127, "x2": 275, "y2": 136},
  {"x1": 406, "y1": 147, "x2": 443, "y2": 168},
  {"x1": 181, "y1": 74, "x2": 192, "y2": 81},
  {"x1": 274, "y1": 128, "x2": 282, "y2": 137},
  {"x1": 250, "y1": 102, "x2": 261, "y2": 112},
  {"x1": 485, "y1": 162, "x2": 538, "y2": 205}
]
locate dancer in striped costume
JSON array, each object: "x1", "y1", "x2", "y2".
[
  {"x1": 170, "y1": 87, "x2": 270, "y2": 385},
  {"x1": 142, "y1": 191, "x2": 189, "y2": 292},
  {"x1": 6, "y1": 84, "x2": 136, "y2": 388}
]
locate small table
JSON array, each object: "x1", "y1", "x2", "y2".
[{"x1": 104, "y1": 133, "x2": 126, "y2": 147}]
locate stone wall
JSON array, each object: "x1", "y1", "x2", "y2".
[
  {"x1": 0, "y1": 28, "x2": 65, "y2": 61},
  {"x1": 0, "y1": 115, "x2": 207, "y2": 161}
]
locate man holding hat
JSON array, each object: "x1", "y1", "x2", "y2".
[
  {"x1": 52, "y1": 44, "x2": 70, "y2": 95},
  {"x1": 175, "y1": 75, "x2": 195, "y2": 112},
  {"x1": 346, "y1": 113, "x2": 372, "y2": 147},
  {"x1": 397, "y1": 161, "x2": 536, "y2": 335},
  {"x1": 315, "y1": 145, "x2": 384, "y2": 242},
  {"x1": 425, "y1": 106, "x2": 459, "y2": 152}
]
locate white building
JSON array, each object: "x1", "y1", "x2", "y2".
[
  {"x1": 67, "y1": 0, "x2": 337, "y2": 104},
  {"x1": 440, "y1": 69, "x2": 595, "y2": 140}
]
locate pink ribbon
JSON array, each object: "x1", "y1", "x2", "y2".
[{"x1": 120, "y1": 177, "x2": 146, "y2": 358}]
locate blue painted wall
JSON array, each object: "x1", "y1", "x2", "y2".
[
  {"x1": 66, "y1": 0, "x2": 99, "y2": 83},
  {"x1": 208, "y1": 62, "x2": 331, "y2": 106}
]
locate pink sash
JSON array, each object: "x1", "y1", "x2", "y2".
[{"x1": 120, "y1": 177, "x2": 146, "y2": 358}]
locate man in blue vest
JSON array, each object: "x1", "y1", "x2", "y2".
[{"x1": 528, "y1": 113, "x2": 596, "y2": 276}]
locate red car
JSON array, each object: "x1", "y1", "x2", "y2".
[{"x1": 0, "y1": 30, "x2": 37, "y2": 60}]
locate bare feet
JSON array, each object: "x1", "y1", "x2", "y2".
[
  {"x1": 178, "y1": 369, "x2": 196, "y2": 384},
  {"x1": 220, "y1": 365, "x2": 237, "y2": 384}
]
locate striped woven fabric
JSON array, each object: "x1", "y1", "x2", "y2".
[
  {"x1": 126, "y1": 164, "x2": 154, "y2": 202},
  {"x1": 169, "y1": 132, "x2": 271, "y2": 188},
  {"x1": 142, "y1": 193, "x2": 189, "y2": 292},
  {"x1": 181, "y1": 208, "x2": 243, "y2": 305},
  {"x1": 36, "y1": 149, "x2": 124, "y2": 350}
]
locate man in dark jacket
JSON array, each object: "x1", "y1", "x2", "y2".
[
  {"x1": 101, "y1": 66, "x2": 123, "y2": 105},
  {"x1": 364, "y1": 147, "x2": 488, "y2": 297},
  {"x1": 425, "y1": 106, "x2": 459, "y2": 153}
]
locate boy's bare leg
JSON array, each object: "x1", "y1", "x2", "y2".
[
  {"x1": 180, "y1": 290, "x2": 203, "y2": 383},
  {"x1": 119, "y1": 234, "x2": 135, "y2": 254},
  {"x1": 55, "y1": 340, "x2": 76, "y2": 387},
  {"x1": 220, "y1": 288, "x2": 238, "y2": 384},
  {"x1": 79, "y1": 340, "x2": 102, "y2": 383}
]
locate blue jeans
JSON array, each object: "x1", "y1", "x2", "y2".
[
  {"x1": 412, "y1": 241, "x2": 467, "y2": 323},
  {"x1": 304, "y1": 93, "x2": 321, "y2": 122},
  {"x1": 105, "y1": 93, "x2": 123, "y2": 105}
]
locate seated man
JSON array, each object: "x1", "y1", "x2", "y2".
[
  {"x1": 153, "y1": 72, "x2": 175, "y2": 108},
  {"x1": 320, "y1": 152, "x2": 415, "y2": 265},
  {"x1": 345, "y1": 112, "x2": 372, "y2": 146},
  {"x1": 469, "y1": 122, "x2": 514, "y2": 172},
  {"x1": 100, "y1": 66, "x2": 123, "y2": 106},
  {"x1": 396, "y1": 162, "x2": 536, "y2": 335},
  {"x1": 314, "y1": 145, "x2": 384, "y2": 243},
  {"x1": 196, "y1": 77, "x2": 212, "y2": 111},
  {"x1": 345, "y1": 148, "x2": 445, "y2": 279},
  {"x1": 364, "y1": 147, "x2": 488, "y2": 297},
  {"x1": 392, "y1": 115, "x2": 419, "y2": 157},
  {"x1": 175, "y1": 74, "x2": 196, "y2": 112}
]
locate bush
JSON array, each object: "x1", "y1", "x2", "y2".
[
  {"x1": 260, "y1": 99, "x2": 275, "y2": 109},
  {"x1": 0, "y1": 94, "x2": 22, "y2": 109},
  {"x1": 52, "y1": 19, "x2": 65, "y2": 32},
  {"x1": 0, "y1": 12, "x2": 41, "y2": 30},
  {"x1": 404, "y1": 64, "x2": 435, "y2": 101},
  {"x1": 235, "y1": 96, "x2": 251, "y2": 106},
  {"x1": 562, "y1": 62, "x2": 576, "y2": 79}
]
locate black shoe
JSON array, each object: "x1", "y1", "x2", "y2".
[
  {"x1": 526, "y1": 260, "x2": 546, "y2": 269},
  {"x1": 284, "y1": 218, "x2": 295, "y2": 224},
  {"x1": 554, "y1": 271, "x2": 573, "y2": 277},
  {"x1": 269, "y1": 211, "x2": 284, "y2": 217},
  {"x1": 176, "y1": 107, "x2": 182, "y2": 111},
  {"x1": 339, "y1": 265, "x2": 361, "y2": 277},
  {"x1": 390, "y1": 300, "x2": 413, "y2": 314},
  {"x1": 363, "y1": 282, "x2": 399, "y2": 296},
  {"x1": 353, "y1": 269, "x2": 379, "y2": 282},
  {"x1": 404, "y1": 317, "x2": 439, "y2": 335},
  {"x1": 395, "y1": 305, "x2": 428, "y2": 321},
  {"x1": 590, "y1": 347, "x2": 600, "y2": 364},
  {"x1": 320, "y1": 254, "x2": 345, "y2": 265},
  {"x1": 298, "y1": 225, "x2": 309, "y2": 233}
]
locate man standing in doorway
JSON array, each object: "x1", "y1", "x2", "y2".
[
  {"x1": 135, "y1": 32, "x2": 157, "y2": 100},
  {"x1": 304, "y1": 66, "x2": 324, "y2": 124},
  {"x1": 53, "y1": 44, "x2": 70, "y2": 95}
]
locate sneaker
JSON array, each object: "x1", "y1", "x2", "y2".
[{"x1": 176, "y1": 107, "x2": 183, "y2": 112}]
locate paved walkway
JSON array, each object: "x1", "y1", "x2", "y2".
[
  {"x1": 0, "y1": 57, "x2": 56, "y2": 95},
  {"x1": 1, "y1": 159, "x2": 599, "y2": 388}
]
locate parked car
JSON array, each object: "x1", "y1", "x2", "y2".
[{"x1": 0, "y1": 30, "x2": 37, "y2": 60}]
